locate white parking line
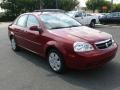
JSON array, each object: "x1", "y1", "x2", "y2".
[
  {"x1": 96, "y1": 24, "x2": 120, "y2": 28},
  {"x1": 0, "y1": 22, "x2": 11, "y2": 28}
]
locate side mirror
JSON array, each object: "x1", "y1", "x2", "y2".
[{"x1": 29, "y1": 26, "x2": 43, "y2": 33}]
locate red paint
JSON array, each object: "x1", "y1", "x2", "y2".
[{"x1": 8, "y1": 12, "x2": 118, "y2": 70}]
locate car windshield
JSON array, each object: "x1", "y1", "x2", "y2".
[
  {"x1": 39, "y1": 13, "x2": 81, "y2": 30},
  {"x1": 67, "y1": 11, "x2": 77, "y2": 17}
]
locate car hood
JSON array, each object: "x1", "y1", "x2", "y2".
[{"x1": 49, "y1": 26, "x2": 111, "y2": 42}]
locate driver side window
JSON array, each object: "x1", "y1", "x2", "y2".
[
  {"x1": 111, "y1": 13, "x2": 118, "y2": 17},
  {"x1": 27, "y1": 15, "x2": 40, "y2": 28},
  {"x1": 75, "y1": 12, "x2": 82, "y2": 17},
  {"x1": 82, "y1": 13, "x2": 86, "y2": 17}
]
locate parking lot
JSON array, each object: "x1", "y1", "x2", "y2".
[{"x1": 0, "y1": 23, "x2": 120, "y2": 90}]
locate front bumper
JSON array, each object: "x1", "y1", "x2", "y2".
[{"x1": 65, "y1": 43, "x2": 118, "y2": 70}]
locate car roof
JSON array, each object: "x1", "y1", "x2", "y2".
[
  {"x1": 21, "y1": 9, "x2": 65, "y2": 16},
  {"x1": 111, "y1": 12, "x2": 120, "y2": 13}
]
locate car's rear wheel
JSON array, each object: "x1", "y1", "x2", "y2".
[
  {"x1": 47, "y1": 49, "x2": 65, "y2": 73},
  {"x1": 90, "y1": 20, "x2": 95, "y2": 28},
  {"x1": 11, "y1": 37, "x2": 19, "y2": 51}
]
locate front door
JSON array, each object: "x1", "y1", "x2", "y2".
[
  {"x1": 74, "y1": 12, "x2": 85, "y2": 25},
  {"x1": 25, "y1": 15, "x2": 43, "y2": 54}
]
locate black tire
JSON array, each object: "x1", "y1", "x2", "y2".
[
  {"x1": 90, "y1": 20, "x2": 96, "y2": 28},
  {"x1": 47, "y1": 49, "x2": 65, "y2": 74},
  {"x1": 10, "y1": 37, "x2": 20, "y2": 51}
]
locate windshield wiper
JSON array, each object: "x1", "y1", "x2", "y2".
[
  {"x1": 68, "y1": 25, "x2": 81, "y2": 28},
  {"x1": 50, "y1": 25, "x2": 81, "y2": 29},
  {"x1": 50, "y1": 27, "x2": 67, "y2": 29}
]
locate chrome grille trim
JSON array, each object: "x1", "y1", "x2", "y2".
[
  {"x1": 95, "y1": 39, "x2": 111, "y2": 45},
  {"x1": 95, "y1": 39, "x2": 112, "y2": 49}
]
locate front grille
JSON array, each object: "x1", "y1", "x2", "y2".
[{"x1": 95, "y1": 39, "x2": 112, "y2": 49}]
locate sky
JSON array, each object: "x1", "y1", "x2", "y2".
[{"x1": 79, "y1": 0, "x2": 120, "y2": 7}]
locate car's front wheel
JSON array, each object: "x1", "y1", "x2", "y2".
[
  {"x1": 47, "y1": 49, "x2": 65, "y2": 73},
  {"x1": 11, "y1": 37, "x2": 19, "y2": 51}
]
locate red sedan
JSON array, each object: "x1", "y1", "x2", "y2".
[{"x1": 8, "y1": 10, "x2": 118, "y2": 73}]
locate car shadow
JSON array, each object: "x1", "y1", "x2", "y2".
[
  {"x1": 58, "y1": 62, "x2": 120, "y2": 90},
  {"x1": 15, "y1": 49, "x2": 120, "y2": 90}
]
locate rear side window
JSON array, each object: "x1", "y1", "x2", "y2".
[
  {"x1": 111, "y1": 13, "x2": 119, "y2": 17},
  {"x1": 16, "y1": 15, "x2": 28, "y2": 27},
  {"x1": 118, "y1": 13, "x2": 120, "y2": 17},
  {"x1": 27, "y1": 15, "x2": 39, "y2": 28}
]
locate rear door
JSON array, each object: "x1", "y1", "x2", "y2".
[
  {"x1": 118, "y1": 12, "x2": 120, "y2": 23},
  {"x1": 14, "y1": 14, "x2": 28, "y2": 47},
  {"x1": 105, "y1": 14, "x2": 113, "y2": 24},
  {"x1": 113, "y1": 12, "x2": 120, "y2": 24},
  {"x1": 112, "y1": 12, "x2": 120, "y2": 24}
]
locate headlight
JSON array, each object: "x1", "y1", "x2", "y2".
[{"x1": 73, "y1": 42, "x2": 94, "y2": 52}]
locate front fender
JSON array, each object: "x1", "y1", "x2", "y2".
[{"x1": 44, "y1": 41, "x2": 67, "y2": 57}]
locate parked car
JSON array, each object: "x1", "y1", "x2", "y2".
[
  {"x1": 8, "y1": 9, "x2": 118, "y2": 73},
  {"x1": 99, "y1": 12, "x2": 120, "y2": 24},
  {"x1": 67, "y1": 11, "x2": 99, "y2": 28},
  {"x1": 101, "y1": 13, "x2": 110, "y2": 16},
  {"x1": 91, "y1": 13, "x2": 110, "y2": 19}
]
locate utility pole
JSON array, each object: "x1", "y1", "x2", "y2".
[
  {"x1": 56, "y1": 0, "x2": 58, "y2": 9},
  {"x1": 40, "y1": 0, "x2": 43, "y2": 9},
  {"x1": 40, "y1": 0, "x2": 41, "y2": 9},
  {"x1": 111, "y1": 0, "x2": 113, "y2": 12}
]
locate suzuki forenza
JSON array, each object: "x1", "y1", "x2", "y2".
[{"x1": 8, "y1": 9, "x2": 118, "y2": 73}]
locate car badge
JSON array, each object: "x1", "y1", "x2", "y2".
[{"x1": 106, "y1": 43, "x2": 108, "y2": 47}]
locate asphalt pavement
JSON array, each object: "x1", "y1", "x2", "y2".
[{"x1": 0, "y1": 23, "x2": 120, "y2": 90}]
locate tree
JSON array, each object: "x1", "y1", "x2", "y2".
[
  {"x1": 86, "y1": 0, "x2": 111, "y2": 13},
  {"x1": 0, "y1": 0, "x2": 79, "y2": 21},
  {"x1": 0, "y1": 0, "x2": 40, "y2": 18},
  {"x1": 113, "y1": 4, "x2": 120, "y2": 12},
  {"x1": 59, "y1": 0, "x2": 79, "y2": 11},
  {"x1": 86, "y1": 0, "x2": 97, "y2": 13},
  {"x1": 43, "y1": 0, "x2": 79, "y2": 11},
  {"x1": 98, "y1": 0, "x2": 111, "y2": 12}
]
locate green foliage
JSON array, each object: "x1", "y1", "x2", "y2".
[
  {"x1": 113, "y1": 4, "x2": 120, "y2": 12},
  {"x1": 59, "y1": 0, "x2": 79, "y2": 11},
  {"x1": 43, "y1": 0, "x2": 56, "y2": 9},
  {"x1": 86, "y1": 0, "x2": 111, "y2": 13},
  {"x1": 86, "y1": 0, "x2": 97, "y2": 12},
  {"x1": 0, "y1": 0, "x2": 79, "y2": 21},
  {"x1": 0, "y1": 0, "x2": 40, "y2": 17},
  {"x1": 43, "y1": 0, "x2": 79, "y2": 11}
]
